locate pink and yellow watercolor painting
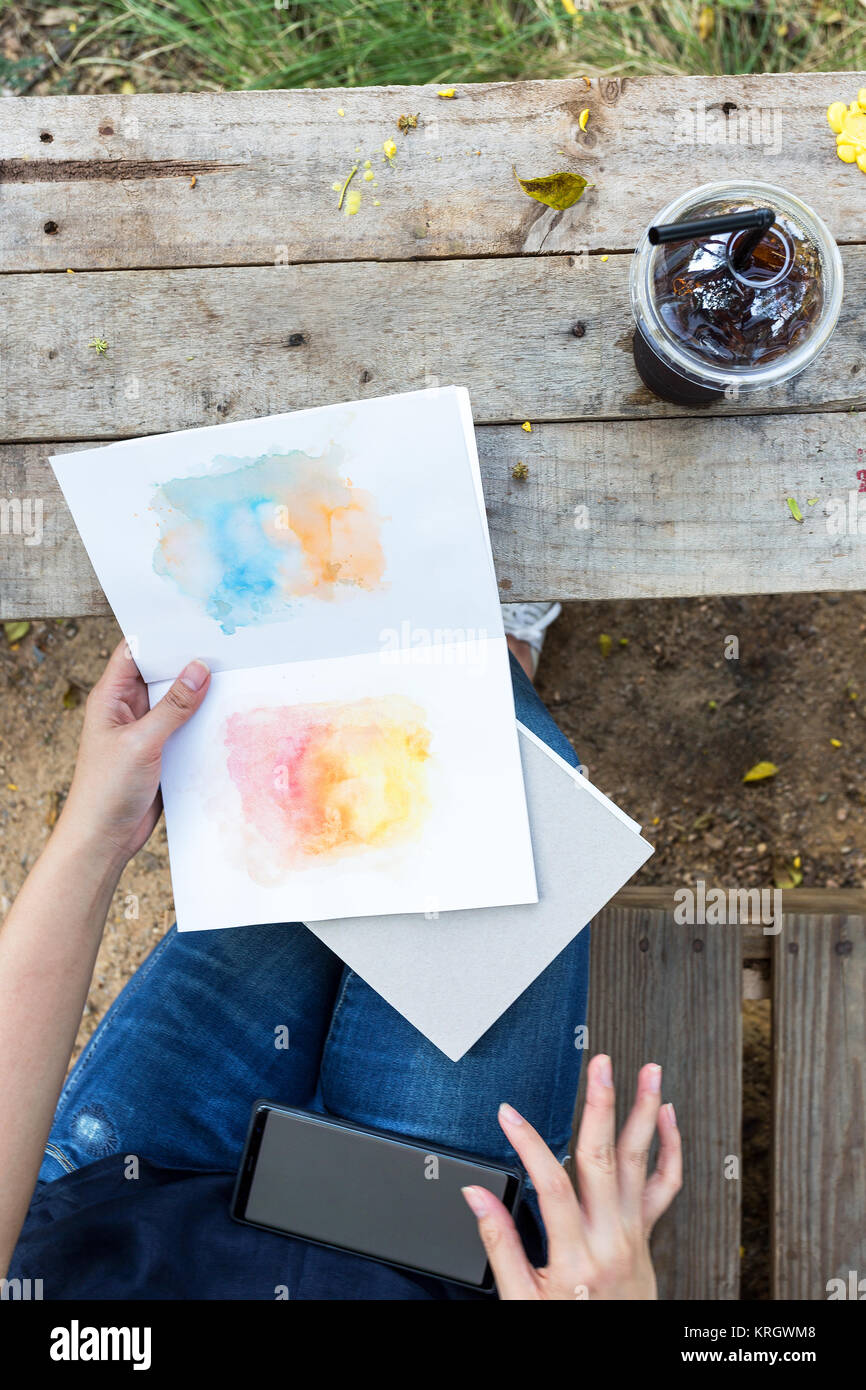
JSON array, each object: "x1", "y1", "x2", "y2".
[
  {"x1": 151, "y1": 446, "x2": 387, "y2": 634},
  {"x1": 223, "y1": 694, "x2": 432, "y2": 884}
]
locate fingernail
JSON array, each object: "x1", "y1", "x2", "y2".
[
  {"x1": 646, "y1": 1063, "x2": 662, "y2": 1093},
  {"x1": 596, "y1": 1055, "x2": 613, "y2": 1087},
  {"x1": 180, "y1": 659, "x2": 209, "y2": 691},
  {"x1": 461, "y1": 1185, "x2": 490, "y2": 1217},
  {"x1": 498, "y1": 1101, "x2": 524, "y2": 1126},
  {"x1": 664, "y1": 1102, "x2": 677, "y2": 1127}
]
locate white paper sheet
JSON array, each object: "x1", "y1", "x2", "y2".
[
  {"x1": 152, "y1": 639, "x2": 535, "y2": 930},
  {"x1": 52, "y1": 388, "x2": 537, "y2": 928},
  {"x1": 51, "y1": 388, "x2": 502, "y2": 684},
  {"x1": 309, "y1": 724, "x2": 654, "y2": 1060}
]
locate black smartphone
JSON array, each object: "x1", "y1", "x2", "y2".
[{"x1": 231, "y1": 1100, "x2": 522, "y2": 1291}]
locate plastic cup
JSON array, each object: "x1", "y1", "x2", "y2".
[{"x1": 629, "y1": 180, "x2": 843, "y2": 406}]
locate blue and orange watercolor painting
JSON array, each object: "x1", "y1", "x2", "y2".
[{"x1": 150, "y1": 445, "x2": 387, "y2": 633}]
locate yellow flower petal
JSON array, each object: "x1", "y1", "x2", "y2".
[
  {"x1": 578, "y1": 108, "x2": 590, "y2": 131},
  {"x1": 521, "y1": 420, "x2": 532, "y2": 432},
  {"x1": 830, "y1": 738, "x2": 842, "y2": 748},
  {"x1": 743, "y1": 761, "x2": 779, "y2": 783},
  {"x1": 827, "y1": 101, "x2": 848, "y2": 133},
  {"x1": 437, "y1": 88, "x2": 456, "y2": 99},
  {"x1": 698, "y1": 5, "x2": 714, "y2": 41},
  {"x1": 838, "y1": 143, "x2": 858, "y2": 162}
]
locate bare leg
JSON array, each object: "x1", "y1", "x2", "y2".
[{"x1": 507, "y1": 635, "x2": 535, "y2": 683}]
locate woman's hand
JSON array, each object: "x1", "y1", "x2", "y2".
[
  {"x1": 56, "y1": 639, "x2": 210, "y2": 868},
  {"x1": 461, "y1": 1054, "x2": 682, "y2": 1300}
]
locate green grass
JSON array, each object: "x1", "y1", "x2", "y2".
[{"x1": 5, "y1": 0, "x2": 866, "y2": 95}]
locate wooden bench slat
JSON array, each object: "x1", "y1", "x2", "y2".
[
  {"x1": 4, "y1": 409, "x2": 866, "y2": 616},
  {"x1": 612, "y1": 889, "x2": 866, "y2": 963},
  {"x1": 576, "y1": 906, "x2": 741, "y2": 1299},
  {"x1": 772, "y1": 913, "x2": 866, "y2": 1299},
  {"x1": 2, "y1": 74, "x2": 864, "y2": 272},
  {"x1": 1, "y1": 254, "x2": 866, "y2": 442}
]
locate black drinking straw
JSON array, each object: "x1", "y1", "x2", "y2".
[{"x1": 648, "y1": 208, "x2": 775, "y2": 269}]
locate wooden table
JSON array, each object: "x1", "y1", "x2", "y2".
[{"x1": 1, "y1": 71, "x2": 864, "y2": 1300}]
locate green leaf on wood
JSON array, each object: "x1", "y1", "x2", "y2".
[
  {"x1": 513, "y1": 167, "x2": 590, "y2": 210},
  {"x1": 4, "y1": 621, "x2": 30, "y2": 644}
]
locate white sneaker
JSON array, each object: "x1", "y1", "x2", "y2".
[{"x1": 501, "y1": 601, "x2": 562, "y2": 676}]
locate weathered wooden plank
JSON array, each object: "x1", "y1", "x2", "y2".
[
  {"x1": 574, "y1": 907, "x2": 741, "y2": 1300},
  {"x1": 611, "y1": 887, "x2": 866, "y2": 960},
  {"x1": 772, "y1": 914, "x2": 866, "y2": 1299},
  {"x1": 483, "y1": 411, "x2": 866, "y2": 602},
  {"x1": 2, "y1": 253, "x2": 866, "y2": 441},
  {"x1": 4, "y1": 409, "x2": 866, "y2": 617},
  {"x1": 1, "y1": 74, "x2": 864, "y2": 271}
]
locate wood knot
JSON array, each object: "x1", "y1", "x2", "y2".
[
  {"x1": 571, "y1": 321, "x2": 586, "y2": 338},
  {"x1": 835, "y1": 939, "x2": 853, "y2": 956},
  {"x1": 40, "y1": 131, "x2": 53, "y2": 143},
  {"x1": 285, "y1": 333, "x2": 306, "y2": 347},
  {"x1": 43, "y1": 220, "x2": 59, "y2": 235}
]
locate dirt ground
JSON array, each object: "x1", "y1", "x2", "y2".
[{"x1": 2, "y1": 593, "x2": 864, "y2": 1298}]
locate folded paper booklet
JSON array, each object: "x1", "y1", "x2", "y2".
[
  {"x1": 51, "y1": 387, "x2": 537, "y2": 928},
  {"x1": 310, "y1": 724, "x2": 654, "y2": 1060}
]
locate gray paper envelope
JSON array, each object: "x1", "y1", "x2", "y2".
[{"x1": 308, "y1": 723, "x2": 653, "y2": 1061}]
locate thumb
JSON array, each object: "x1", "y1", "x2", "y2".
[
  {"x1": 140, "y1": 659, "x2": 211, "y2": 747},
  {"x1": 460, "y1": 1187, "x2": 538, "y2": 1300}
]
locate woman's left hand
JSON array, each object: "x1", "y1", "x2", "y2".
[
  {"x1": 461, "y1": 1055, "x2": 682, "y2": 1300},
  {"x1": 57, "y1": 639, "x2": 210, "y2": 867}
]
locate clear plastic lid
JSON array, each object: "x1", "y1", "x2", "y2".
[{"x1": 630, "y1": 181, "x2": 843, "y2": 390}]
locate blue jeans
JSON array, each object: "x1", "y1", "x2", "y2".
[{"x1": 39, "y1": 655, "x2": 590, "y2": 1238}]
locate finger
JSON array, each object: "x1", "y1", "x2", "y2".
[
  {"x1": 615, "y1": 1063, "x2": 662, "y2": 1224},
  {"x1": 497, "y1": 1102, "x2": 586, "y2": 1268},
  {"x1": 103, "y1": 639, "x2": 151, "y2": 717},
  {"x1": 91, "y1": 639, "x2": 143, "y2": 699},
  {"x1": 137, "y1": 660, "x2": 210, "y2": 748},
  {"x1": 461, "y1": 1186, "x2": 539, "y2": 1300},
  {"x1": 642, "y1": 1102, "x2": 683, "y2": 1232},
  {"x1": 574, "y1": 1053, "x2": 618, "y2": 1224}
]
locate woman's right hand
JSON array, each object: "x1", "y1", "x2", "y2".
[
  {"x1": 461, "y1": 1054, "x2": 682, "y2": 1300},
  {"x1": 58, "y1": 639, "x2": 210, "y2": 870}
]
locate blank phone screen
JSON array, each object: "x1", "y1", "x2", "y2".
[{"x1": 242, "y1": 1108, "x2": 513, "y2": 1286}]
